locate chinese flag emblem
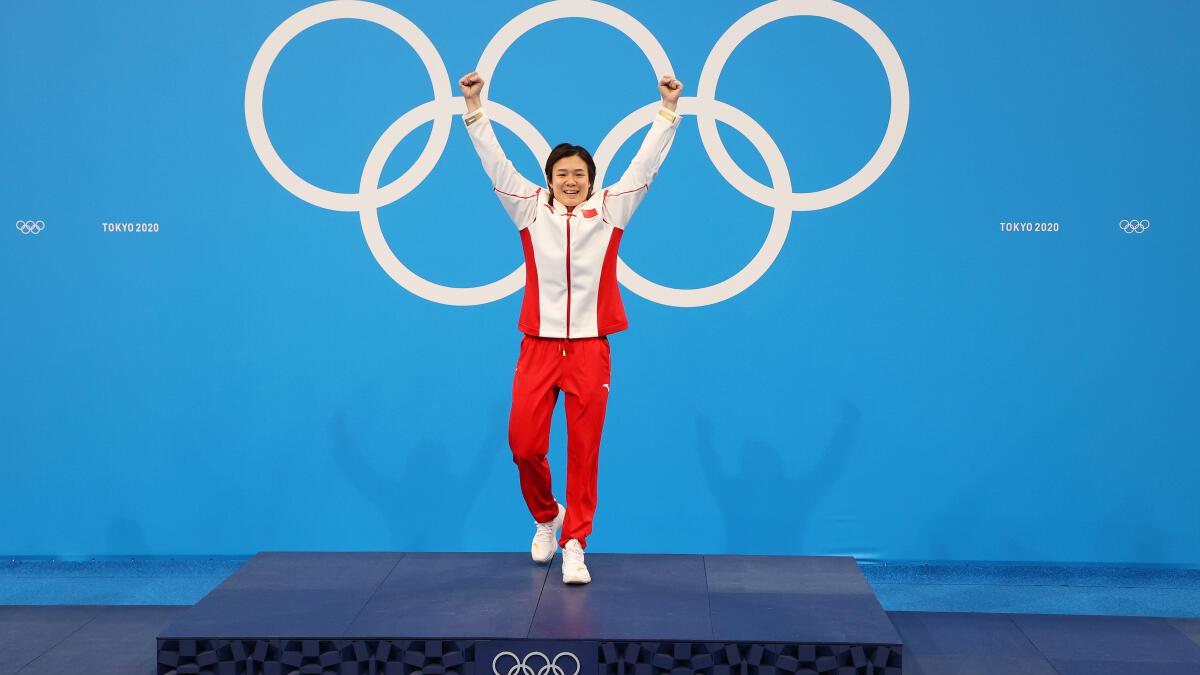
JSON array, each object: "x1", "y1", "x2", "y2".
[{"x1": 582, "y1": 208, "x2": 598, "y2": 218}]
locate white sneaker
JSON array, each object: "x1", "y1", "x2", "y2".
[
  {"x1": 531, "y1": 502, "x2": 565, "y2": 563},
  {"x1": 562, "y1": 539, "x2": 591, "y2": 584}
]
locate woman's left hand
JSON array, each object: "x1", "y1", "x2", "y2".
[{"x1": 658, "y1": 74, "x2": 683, "y2": 111}]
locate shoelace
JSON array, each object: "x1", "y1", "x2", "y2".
[
  {"x1": 535, "y1": 521, "x2": 556, "y2": 538},
  {"x1": 564, "y1": 545, "x2": 584, "y2": 566}
]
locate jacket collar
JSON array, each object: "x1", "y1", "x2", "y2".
[{"x1": 549, "y1": 194, "x2": 595, "y2": 215}]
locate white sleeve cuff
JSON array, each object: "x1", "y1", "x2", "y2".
[
  {"x1": 656, "y1": 106, "x2": 679, "y2": 125},
  {"x1": 463, "y1": 108, "x2": 486, "y2": 126}
]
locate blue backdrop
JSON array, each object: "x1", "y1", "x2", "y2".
[{"x1": 2, "y1": 0, "x2": 1197, "y2": 563}]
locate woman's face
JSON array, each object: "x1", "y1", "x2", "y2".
[{"x1": 548, "y1": 155, "x2": 591, "y2": 208}]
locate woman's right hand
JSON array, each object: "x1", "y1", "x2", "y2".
[{"x1": 459, "y1": 71, "x2": 484, "y2": 112}]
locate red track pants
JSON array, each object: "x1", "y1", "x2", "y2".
[{"x1": 508, "y1": 334, "x2": 610, "y2": 549}]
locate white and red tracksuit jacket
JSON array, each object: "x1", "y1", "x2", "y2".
[{"x1": 464, "y1": 105, "x2": 681, "y2": 338}]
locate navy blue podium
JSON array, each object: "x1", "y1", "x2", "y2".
[{"x1": 157, "y1": 552, "x2": 903, "y2": 674}]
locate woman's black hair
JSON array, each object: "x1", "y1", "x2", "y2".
[{"x1": 544, "y1": 143, "x2": 596, "y2": 207}]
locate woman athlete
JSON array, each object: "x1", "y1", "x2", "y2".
[{"x1": 459, "y1": 70, "x2": 682, "y2": 584}]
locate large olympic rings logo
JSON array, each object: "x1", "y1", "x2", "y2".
[
  {"x1": 15, "y1": 220, "x2": 45, "y2": 235},
  {"x1": 246, "y1": 0, "x2": 909, "y2": 307},
  {"x1": 492, "y1": 651, "x2": 581, "y2": 675}
]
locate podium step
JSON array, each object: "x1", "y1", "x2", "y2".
[{"x1": 157, "y1": 552, "x2": 903, "y2": 674}]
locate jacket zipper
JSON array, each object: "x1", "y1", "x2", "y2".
[{"x1": 564, "y1": 210, "x2": 573, "y2": 354}]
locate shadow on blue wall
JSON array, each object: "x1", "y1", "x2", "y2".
[
  {"x1": 695, "y1": 401, "x2": 860, "y2": 555},
  {"x1": 329, "y1": 405, "x2": 503, "y2": 550}
]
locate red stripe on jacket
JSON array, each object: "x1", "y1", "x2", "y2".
[
  {"x1": 596, "y1": 227, "x2": 628, "y2": 335},
  {"x1": 517, "y1": 228, "x2": 541, "y2": 334}
]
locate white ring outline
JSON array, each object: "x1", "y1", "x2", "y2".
[
  {"x1": 695, "y1": 0, "x2": 910, "y2": 211},
  {"x1": 358, "y1": 98, "x2": 549, "y2": 305},
  {"x1": 593, "y1": 98, "x2": 792, "y2": 307},
  {"x1": 543, "y1": 652, "x2": 580, "y2": 675},
  {"x1": 245, "y1": 0, "x2": 453, "y2": 212},
  {"x1": 475, "y1": 0, "x2": 673, "y2": 107},
  {"x1": 493, "y1": 651, "x2": 536, "y2": 675}
]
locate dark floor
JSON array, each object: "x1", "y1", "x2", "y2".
[
  {"x1": 6, "y1": 559, "x2": 1200, "y2": 618},
  {"x1": 3, "y1": 606, "x2": 1200, "y2": 675}
]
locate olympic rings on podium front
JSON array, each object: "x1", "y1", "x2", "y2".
[{"x1": 492, "y1": 651, "x2": 581, "y2": 675}]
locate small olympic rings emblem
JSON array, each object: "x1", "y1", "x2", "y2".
[
  {"x1": 15, "y1": 220, "x2": 45, "y2": 235},
  {"x1": 492, "y1": 651, "x2": 581, "y2": 675},
  {"x1": 246, "y1": 0, "x2": 909, "y2": 307},
  {"x1": 1119, "y1": 219, "x2": 1149, "y2": 234}
]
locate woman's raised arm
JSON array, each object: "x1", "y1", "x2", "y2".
[
  {"x1": 601, "y1": 74, "x2": 683, "y2": 230},
  {"x1": 460, "y1": 71, "x2": 542, "y2": 228}
]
